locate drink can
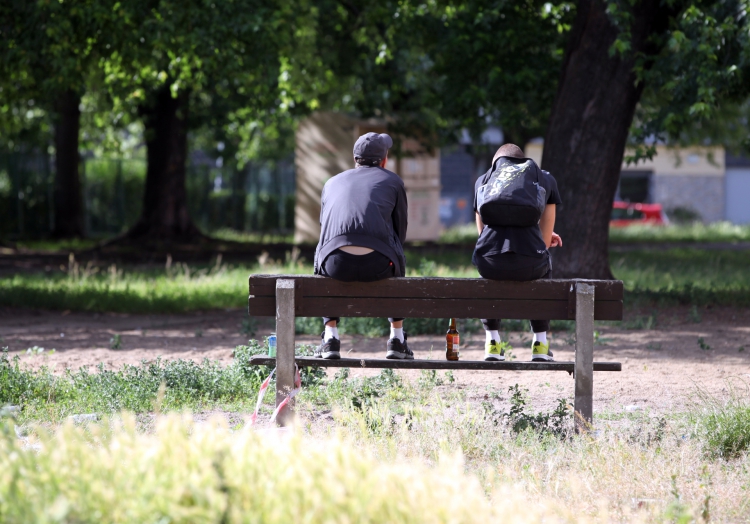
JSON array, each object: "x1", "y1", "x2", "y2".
[{"x1": 268, "y1": 334, "x2": 277, "y2": 357}]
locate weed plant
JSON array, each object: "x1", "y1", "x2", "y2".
[
  {"x1": 0, "y1": 343, "x2": 324, "y2": 422},
  {"x1": 690, "y1": 383, "x2": 750, "y2": 458}
]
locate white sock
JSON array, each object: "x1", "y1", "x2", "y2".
[
  {"x1": 486, "y1": 330, "x2": 501, "y2": 343},
  {"x1": 533, "y1": 332, "x2": 547, "y2": 344},
  {"x1": 390, "y1": 327, "x2": 404, "y2": 342},
  {"x1": 324, "y1": 326, "x2": 339, "y2": 341}
]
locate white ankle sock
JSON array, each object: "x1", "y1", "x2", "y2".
[
  {"x1": 486, "y1": 330, "x2": 501, "y2": 343},
  {"x1": 533, "y1": 332, "x2": 547, "y2": 344},
  {"x1": 391, "y1": 327, "x2": 404, "y2": 342},
  {"x1": 324, "y1": 326, "x2": 339, "y2": 341}
]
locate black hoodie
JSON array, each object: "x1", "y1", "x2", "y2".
[{"x1": 314, "y1": 165, "x2": 408, "y2": 276}]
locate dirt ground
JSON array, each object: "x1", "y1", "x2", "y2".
[{"x1": 1, "y1": 306, "x2": 749, "y2": 415}]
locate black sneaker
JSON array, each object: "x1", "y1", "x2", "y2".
[
  {"x1": 386, "y1": 332, "x2": 414, "y2": 360},
  {"x1": 314, "y1": 332, "x2": 341, "y2": 360}
]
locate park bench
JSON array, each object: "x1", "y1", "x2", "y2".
[{"x1": 247, "y1": 275, "x2": 623, "y2": 430}]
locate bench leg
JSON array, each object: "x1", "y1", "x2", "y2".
[
  {"x1": 275, "y1": 279, "x2": 296, "y2": 426},
  {"x1": 574, "y1": 282, "x2": 595, "y2": 433}
]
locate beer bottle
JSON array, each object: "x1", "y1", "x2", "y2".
[{"x1": 445, "y1": 318, "x2": 460, "y2": 361}]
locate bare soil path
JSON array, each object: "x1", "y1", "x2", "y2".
[{"x1": 2, "y1": 306, "x2": 748, "y2": 415}]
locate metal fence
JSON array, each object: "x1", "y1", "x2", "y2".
[{"x1": 0, "y1": 152, "x2": 295, "y2": 239}]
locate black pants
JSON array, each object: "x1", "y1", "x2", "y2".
[
  {"x1": 320, "y1": 249, "x2": 403, "y2": 324},
  {"x1": 474, "y1": 251, "x2": 551, "y2": 333}
]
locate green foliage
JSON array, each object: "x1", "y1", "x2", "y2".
[
  {"x1": 691, "y1": 385, "x2": 750, "y2": 458},
  {"x1": 439, "y1": 224, "x2": 478, "y2": 244},
  {"x1": 628, "y1": 0, "x2": 750, "y2": 159},
  {"x1": 0, "y1": 0, "x2": 109, "y2": 143},
  {"x1": 0, "y1": 342, "x2": 280, "y2": 420},
  {"x1": 108, "y1": 334, "x2": 122, "y2": 350},
  {"x1": 331, "y1": 368, "x2": 404, "y2": 411},
  {"x1": 483, "y1": 384, "x2": 571, "y2": 437}
]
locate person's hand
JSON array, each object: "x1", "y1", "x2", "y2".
[{"x1": 550, "y1": 232, "x2": 563, "y2": 248}]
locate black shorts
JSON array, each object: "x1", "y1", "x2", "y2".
[{"x1": 320, "y1": 249, "x2": 402, "y2": 324}]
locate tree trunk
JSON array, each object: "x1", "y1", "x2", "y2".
[
  {"x1": 127, "y1": 87, "x2": 201, "y2": 243},
  {"x1": 541, "y1": 0, "x2": 673, "y2": 278},
  {"x1": 52, "y1": 89, "x2": 85, "y2": 238}
]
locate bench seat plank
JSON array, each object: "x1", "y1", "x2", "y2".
[
  {"x1": 247, "y1": 297, "x2": 622, "y2": 320},
  {"x1": 250, "y1": 275, "x2": 624, "y2": 301},
  {"x1": 249, "y1": 355, "x2": 622, "y2": 372}
]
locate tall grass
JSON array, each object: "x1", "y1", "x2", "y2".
[
  {"x1": 299, "y1": 374, "x2": 750, "y2": 522},
  {"x1": 0, "y1": 413, "x2": 555, "y2": 523},
  {"x1": 690, "y1": 382, "x2": 750, "y2": 459},
  {"x1": 2, "y1": 383, "x2": 748, "y2": 522}
]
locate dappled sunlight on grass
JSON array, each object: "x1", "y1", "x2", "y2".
[
  {"x1": 609, "y1": 222, "x2": 750, "y2": 244},
  {"x1": 1, "y1": 248, "x2": 748, "y2": 313}
]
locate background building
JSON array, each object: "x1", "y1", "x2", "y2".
[
  {"x1": 294, "y1": 112, "x2": 442, "y2": 243},
  {"x1": 525, "y1": 142, "x2": 746, "y2": 224}
]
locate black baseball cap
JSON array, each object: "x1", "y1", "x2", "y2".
[{"x1": 353, "y1": 132, "x2": 393, "y2": 160}]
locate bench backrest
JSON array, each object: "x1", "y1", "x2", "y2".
[{"x1": 248, "y1": 275, "x2": 624, "y2": 321}]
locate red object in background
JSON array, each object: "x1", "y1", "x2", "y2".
[{"x1": 610, "y1": 201, "x2": 668, "y2": 227}]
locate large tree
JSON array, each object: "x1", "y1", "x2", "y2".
[
  {"x1": 99, "y1": 0, "x2": 297, "y2": 244},
  {"x1": 0, "y1": 0, "x2": 108, "y2": 238},
  {"x1": 542, "y1": 0, "x2": 750, "y2": 277},
  {"x1": 312, "y1": 0, "x2": 749, "y2": 278}
]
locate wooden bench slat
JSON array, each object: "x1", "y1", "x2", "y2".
[
  {"x1": 249, "y1": 275, "x2": 624, "y2": 301},
  {"x1": 249, "y1": 355, "x2": 622, "y2": 372},
  {"x1": 248, "y1": 296, "x2": 623, "y2": 320}
]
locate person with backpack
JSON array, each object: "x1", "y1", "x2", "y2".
[
  {"x1": 313, "y1": 132, "x2": 413, "y2": 360},
  {"x1": 473, "y1": 143, "x2": 563, "y2": 362}
]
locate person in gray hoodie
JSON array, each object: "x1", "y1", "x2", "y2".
[{"x1": 313, "y1": 132, "x2": 411, "y2": 360}]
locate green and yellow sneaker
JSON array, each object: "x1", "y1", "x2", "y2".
[
  {"x1": 531, "y1": 341, "x2": 554, "y2": 362},
  {"x1": 484, "y1": 340, "x2": 511, "y2": 361}
]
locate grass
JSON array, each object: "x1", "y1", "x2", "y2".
[
  {"x1": 2, "y1": 362, "x2": 749, "y2": 522},
  {"x1": 690, "y1": 382, "x2": 750, "y2": 459},
  {"x1": 0, "y1": 413, "x2": 521, "y2": 523},
  {"x1": 11, "y1": 238, "x2": 101, "y2": 252},
  {"x1": 611, "y1": 249, "x2": 750, "y2": 306},
  {"x1": 209, "y1": 228, "x2": 294, "y2": 244},
  {"x1": 439, "y1": 222, "x2": 750, "y2": 245},
  {"x1": 2, "y1": 248, "x2": 749, "y2": 323},
  {"x1": 0, "y1": 343, "x2": 324, "y2": 423},
  {"x1": 608, "y1": 221, "x2": 750, "y2": 244}
]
